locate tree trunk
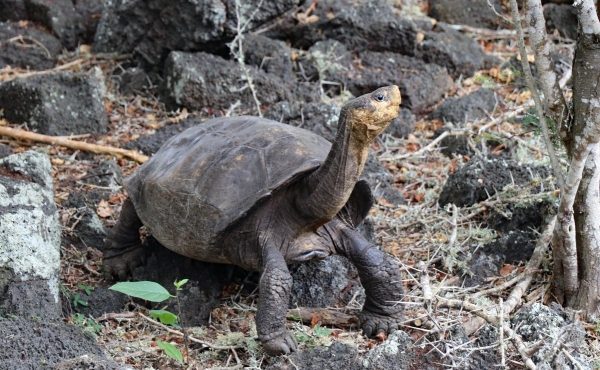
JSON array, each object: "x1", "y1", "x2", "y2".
[{"x1": 551, "y1": 2, "x2": 600, "y2": 314}]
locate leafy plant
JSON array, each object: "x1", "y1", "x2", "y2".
[
  {"x1": 73, "y1": 293, "x2": 89, "y2": 308},
  {"x1": 157, "y1": 340, "x2": 183, "y2": 364},
  {"x1": 71, "y1": 313, "x2": 102, "y2": 338},
  {"x1": 110, "y1": 279, "x2": 189, "y2": 364},
  {"x1": 313, "y1": 324, "x2": 331, "y2": 338}
]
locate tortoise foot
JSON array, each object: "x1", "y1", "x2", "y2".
[
  {"x1": 261, "y1": 330, "x2": 298, "y2": 356},
  {"x1": 358, "y1": 308, "x2": 403, "y2": 338},
  {"x1": 102, "y1": 243, "x2": 147, "y2": 281}
]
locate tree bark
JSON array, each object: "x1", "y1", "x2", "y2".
[
  {"x1": 524, "y1": 0, "x2": 569, "y2": 138},
  {"x1": 551, "y1": 0, "x2": 600, "y2": 315}
]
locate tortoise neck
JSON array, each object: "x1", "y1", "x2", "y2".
[{"x1": 295, "y1": 106, "x2": 370, "y2": 224}]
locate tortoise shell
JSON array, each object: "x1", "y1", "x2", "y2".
[{"x1": 125, "y1": 116, "x2": 342, "y2": 259}]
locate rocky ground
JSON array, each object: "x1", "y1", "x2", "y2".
[{"x1": 0, "y1": 0, "x2": 598, "y2": 369}]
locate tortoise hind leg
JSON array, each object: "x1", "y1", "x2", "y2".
[
  {"x1": 102, "y1": 197, "x2": 146, "y2": 280},
  {"x1": 332, "y1": 219, "x2": 404, "y2": 337}
]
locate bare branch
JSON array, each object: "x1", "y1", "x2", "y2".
[
  {"x1": 524, "y1": 0, "x2": 569, "y2": 134},
  {"x1": 509, "y1": 0, "x2": 566, "y2": 190},
  {"x1": 574, "y1": 0, "x2": 600, "y2": 34}
]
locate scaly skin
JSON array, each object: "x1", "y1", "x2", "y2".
[
  {"x1": 256, "y1": 245, "x2": 298, "y2": 355},
  {"x1": 331, "y1": 219, "x2": 404, "y2": 336}
]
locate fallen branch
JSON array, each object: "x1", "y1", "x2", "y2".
[
  {"x1": 0, "y1": 126, "x2": 149, "y2": 163},
  {"x1": 286, "y1": 307, "x2": 357, "y2": 326}
]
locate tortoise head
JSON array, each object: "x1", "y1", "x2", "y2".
[{"x1": 344, "y1": 85, "x2": 401, "y2": 144}]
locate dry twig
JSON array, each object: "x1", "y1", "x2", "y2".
[{"x1": 0, "y1": 126, "x2": 149, "y2": 163}]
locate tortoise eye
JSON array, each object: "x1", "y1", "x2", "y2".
[{"x1": 374, "y1": 93, "x2": 385, "y2": 102}]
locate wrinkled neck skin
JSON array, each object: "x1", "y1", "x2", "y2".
[
  {"x1": 219, "y1": 186, "x2": 341, "y2": 271},
  {"x1": 295, "y1": 107, "x2": 374, "y2": 226}
]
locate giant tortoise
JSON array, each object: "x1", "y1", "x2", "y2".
[{"x1": 103, "y1": 85, "x2": 405, "y2": 355}]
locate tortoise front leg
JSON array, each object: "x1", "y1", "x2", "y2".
[
  {"x1": 256, "y1": 244, "x2": 298, "y2": 355},
  {"x1": 335, "y1": 224, "x2": 404, "y2": 337},
  {"x1": 102, "y1": 197, "x2": 146, "y2": 280}
]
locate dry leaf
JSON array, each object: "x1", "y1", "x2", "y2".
[
  {"x1": 310, "y1": 315, "x2": 321, "y2": 328},
  {"x1": 499, "y1": 264, "x2": 516, "y2": 277},
  {"x1": 97, "y1": 200, "x2": 113, "y2": 218}
]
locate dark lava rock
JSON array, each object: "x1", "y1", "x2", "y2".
[
  {"x1": 0, "y1": 317, "x2": 105, "y2": 370},
  {"x1": 0, "y1": 144, "x2": 11, "y2": 159},
  {"x1": 429, "y1": 88, "x2": 496, "y2": 126},
  {"x1": 344, "y1": 51, "x2": 451, "y2": 113},
  {"x1": 385, "y1": 108, "x2": 415, "y2": 139},
  {"x1": 54, "y1": 354, "x2": 133, "y2": 370},
  {"x1": 124, "y1": 117, "x2": 203, "y2": 155},
  {"x1": 289, "y1": 255, "x2": 364, "y2": 309},
  {"x1": 439, "y1": 134, "x2": 474, "y2": 158},
  {"x1": 67, "y1": 286, "x2": 130, "y2": 318},
  {"x1": 544, "y1": 3, "x2": 578, "y2": 40},
  {"x1": 416, "y1": 22, "x2": 488, "y2": 79},
  {"x1": 438, "y1": 156, "x2": 551, "y2": 208},
  {"x1": 268, "y1": 0, "x2": 418, "y2": 56},
  {"x1": 113, "y1": 67, "x2": 156, "y2": 96},
  {"x1": 264, "y1": 100, "x2": 341, "y2": 142},
  {"x1": 512, "y1": 303, "x2": 590, "y2": 369},
  {"x1": 428, "y1": 0, "x2": 502, "y2": 29},
  {"x1": 127, "y1": 237, "x2": 236, "y2": 327},
  {"x1": 0, "y1": 0, "x2": 28, "y2": 21},
  {"x1": 243, "y1": 34, "x2": 295, "y2": 80},
  {"x1": 0, "y1": 72, "x2": 108, "y2": 136},
  {"x1": 0, "y1": 22, "x2": 63, "y2": 70},
  {"x1": 300, "y1": 39, "x2": 353, "y2": 83},
  {"x1": 266, "y1": 341, "x2": 362, "y2": 370},
  {"x1": 362, "y1": 154, "x2": 406, "y2": 207},
  {"x1": 266, "y1": 331, "x2": 414, "y2": 370},
  {"x1": 74, "y1": 0, "x2": 107, "y2": 44},
  {"x1": 361, "y1": 330, "x2": 414, "y2": 369},
  {"x1": 93, "y1": 0, "x2": 298, "y2": 65},
  {"x1": 420, "y1": 324, "x2": 499, "y2": 369},
  {"x1": 25, "y1": 0, "x2": 85, "y2": 50},
  {"x1": 162, "y1": 51, "x2": 292, "y2": 113}
]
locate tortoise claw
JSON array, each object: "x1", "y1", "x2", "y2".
[
  {"x1": 358, "y1": 309, "x2": 403, "y2": 338},
  {"x1": 102, "y1": 244, "x2": 146, "y2": 281},
  {"x1": 262, "y1": 330, "x2": 298, "y2": 356}
]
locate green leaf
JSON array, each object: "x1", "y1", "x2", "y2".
[
  {"x1": 109, "y1": 281, "x2": 173, "y2": 302},
  {"x1": 174, "y1": 279, "x2": 189, "y2": 290},
  {"x1": 150, "y1": 310, "x2": 179, "y2": 325},
  {"x1": 157, "y1": 340, "x2": 183, "y2": 364},
  {"x1": 313, "y1": 324, "x2": 331, "y2": 338}
]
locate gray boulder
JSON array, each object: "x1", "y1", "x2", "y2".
[
  {"x1": 512, "y1": 303, "x2": 591, "y2": 370},
  {"x1": 0, "y1": 151, "x2": 61, "y2": 319},
  {"x1": 0, "y1": 71, "x2": 108, "y2": 136}
]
